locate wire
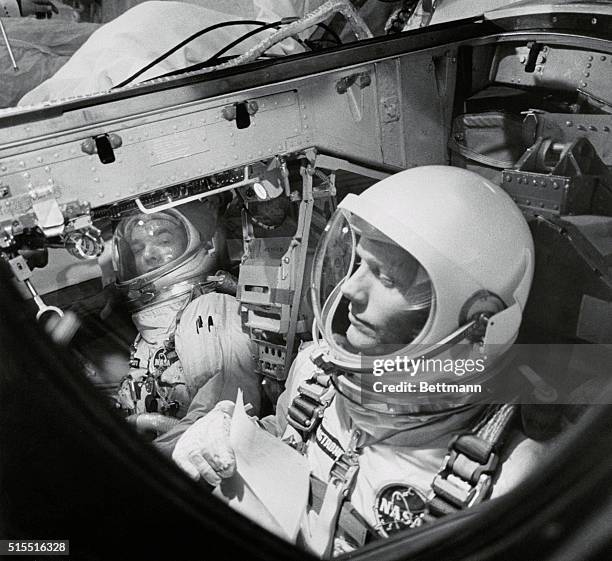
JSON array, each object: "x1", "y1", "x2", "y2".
[
  {"x1": 315, "y1": 22, "x2": 342, "y2": 45},
  {"x1": 113, "y1": 19, "x2": 273, "y2": 89},
  {"x1": 145, "y1": 19, "x2": 287, "y2": 82},
  {"x1": 132, "y1": 14, "x2": 349, "y2": 85},
  {"x1": 203, "y1": 20, "x2": 284, "y2": 65},
  {"x1": 133, "y1": 17, "x2": 343, "y2": 85}
]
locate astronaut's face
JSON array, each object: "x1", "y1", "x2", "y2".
[
  {"x1": 128, "y1": 217, "x2": 188, "y2": 275},
  {"x1": 340, "y1": 236, "x2": 426, "y2": 354}
]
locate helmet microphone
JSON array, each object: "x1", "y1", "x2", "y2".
[{"x1": 459, "y1": 290, "x2": 506, "y2": 343}]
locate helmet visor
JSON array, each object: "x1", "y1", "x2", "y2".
[
  {"x1": 312, "y1": 209, "x2": 433, "y2": 358},
  {"x1": 112, "y1": 212, "x2": 190, "y2": 283}
]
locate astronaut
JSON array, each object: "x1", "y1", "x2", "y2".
[
  {"x1": 112, "y1": 198, "x2": 261, "y2": 422},
  {"x1": 169, "y1": 166, "x2": 551, "y2": 555}
]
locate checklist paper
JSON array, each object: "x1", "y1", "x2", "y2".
[{"x1": 214, "y1": 390, "x2": 310, "y2": 542}]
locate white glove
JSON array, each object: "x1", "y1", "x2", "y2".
[{"x1": 172, "y1": 400, "x2": 236, "y2": 486}]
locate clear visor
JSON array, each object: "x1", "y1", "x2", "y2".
[
  {"x1": 112, "y1": 212, "x2": 191, "y2": 283},
  {"x1": 312, "y1": 209, "x2": 433, "y2": 359}
]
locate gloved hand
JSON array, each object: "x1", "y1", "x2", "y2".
[
  {"x1": 21, "y1": 1, "x2": 59, "y2": 17},
  {"x1": 172, "y1": 400, "x2": 236, "y2": 486}
]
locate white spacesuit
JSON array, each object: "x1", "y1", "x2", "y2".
[
  {"x1": 172, "y1": 166, "x2": 552, "y2": 555},
  {"x1": 112, "y1": 199, "x2": 261, "y2": 421}
]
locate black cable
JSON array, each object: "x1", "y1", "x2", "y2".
[
  {"x1": 315, "y1": 22, "x2": 342, "y2": 45},
  {"x1": 146, "y1": 19, "x2": 286, "y2": 82},
  {"x1": 114, "y1": 19, "x2": 272, "y2": 89},
  {"x1": 198, "y1": 20, "x2": 284, "y2": 68},
  {"x1": 119, "y1": 16, "x2": 346, "y2": 87}
]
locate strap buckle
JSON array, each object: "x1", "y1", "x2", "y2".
[
  {"x1": 429, "y1": 442, "x2": 499, "y2": 509},
  {"x1": 427, "y1": 404, "x2": 516, "y2": 519},
  {"x1": 330, "y1": 451, "x2": 360, "y2": 496},
  {"x1": 467, "y1": 473, "x2": 494, "y2": 508},
  {"x1": 286, "y1": 373, "x2": 334, "y2": 435}
]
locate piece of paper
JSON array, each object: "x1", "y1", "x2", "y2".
[
  {"x1": 213, "y1": 473, "x2": 287, "y2": 539},
  {"x1": 215, "y1": 390, "x2": 310, "y2": 542}
]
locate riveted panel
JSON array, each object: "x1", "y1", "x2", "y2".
[
  {"x1": 0, "y1": 90, "x2": 308, "y2": 212},
  {"x1": 492, "y1": 43, "x2": 612, "y2": 107}
]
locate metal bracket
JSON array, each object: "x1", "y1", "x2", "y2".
[
  {"x1": 80, "y1": 133, "x2": 122, "y2": 164},
  {"x1": 222, "y1": 101, "x2": 259, "y2": 129},
  {"x1": 31, "y1": 188, "x2": 64, "y2": 237}
]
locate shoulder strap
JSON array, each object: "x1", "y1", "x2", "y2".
[
  {"x1": 319, "y1": 404, "x2": 518, "y2": 548},
  {"x1": 426, "y1": 403, "x2": 518, "y2": 520},
  {"x1": 286, "y1": 372, "x2": 335, "y2": 436}
]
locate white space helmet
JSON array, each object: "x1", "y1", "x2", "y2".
[
  {"x1": 311, "y1": 166, "x2": 534, "y2": 417},
  {"x1": 112, "y1": 202, "x2": 220, "y2": 312}
]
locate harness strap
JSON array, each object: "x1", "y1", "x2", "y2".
[
  {"x1": 310, "y1": 475, "x2": 374, "y2": 548},
  {"x1": 291, "y1": 352, "x2": 518, "y2": 548},
  {"x1": 286, "y1": 369, "x2": 335, "y2": 435},
  {"x1": 306, "y1": 403, "x2": 518, "y2": 549},
  {"x1": 302, "y1": 433, "x2": 361, "y2": 558},
  {"x1": 426, "y1": 403, "x2": 517, "y2": 520},
  {"x1": 122, "y1": 282, "x2": 219, "y2": 412}
]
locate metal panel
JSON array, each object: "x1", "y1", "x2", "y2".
[
  {"x1": 532, "y1": 112, "x2": 612, "y2": 164},
  {"x1": 1, "y1": 45, "x2": 462, "y2": 223},
  {"x1": 375, "y1": 58, "x2": 406, "y2": 168},
  {"x1": 0, "y1": 18, "x2": 492, "y2": 135},
  {"x1": 0, "y1": 90, "x2": 307, "y2": 215},
  {"x1": 399, "y1": 48, "x2": 458, "y2": 167},
  {"x1": 492, "y1": 43, "x2": 612, "y2": 107},
  {"x1": 300, "y1": 64, "x2": 383, "y2": 165},
  {"x1": 501, "y1": 170, "x2": 594, "y2": 216}
]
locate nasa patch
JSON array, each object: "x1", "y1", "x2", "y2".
[
  {"x1": 374, "y1": 484, "x2": 427, "y2": 536},
  {"x1": 152, "y1": 348, "x2": 171, "y2": 371}
]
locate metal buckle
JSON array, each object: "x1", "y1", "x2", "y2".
[
  {"x1": 438, "y1": 452, "x2": 452, "y2": 474},
  {"x1": 330, "y1": 452, "x2": 360, "y2": 496},
  {"x1": 309, "y1": 348, "x2": 335, "y2": 371},
  {"x1": 287, "y1": 413, "x2": 317, "y2": 433},
  {"x1": 298, "y1": 380, "x2": 330, "y2": 402},
  {"x1": 467, "y1": 473, "x2": 493, "y2": 507},
  {"x1": 430, "y1": 473, "x2": 471, "y2": 507},
  {"x1": 430, "y1": 448, "x2": 497, "y2": 508},
  {"x1": 447, "y1": 435, "x2": 500, "y2": 484}
]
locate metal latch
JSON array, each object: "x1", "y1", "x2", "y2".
[
  {"x1": 222, "y1": 101, "x2": 259, "y2": 129},
  {"x1": 525, "y1": 41, "x2": 543, "y2": 73},
  {"x1": 335, "y1": 72, "x2": 371, "y2": 94},
  {"x1": 80, "y1": 133, "x2": 122, "y2": 164}
]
